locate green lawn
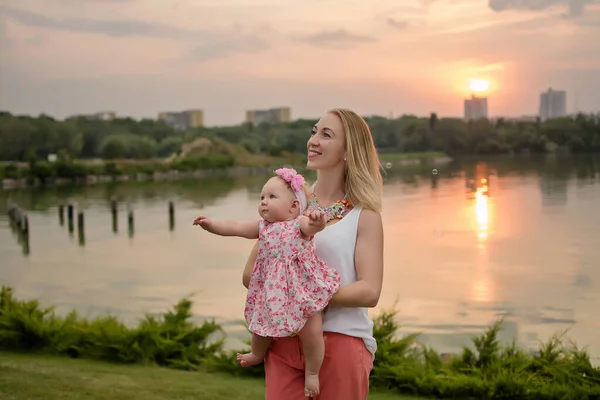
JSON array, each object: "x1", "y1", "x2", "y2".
[{"x1": 0, "y1": 352, "x2": 426, "y2": 400}]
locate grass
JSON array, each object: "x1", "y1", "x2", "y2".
[{"x1": 0, "y1": 352, "x2": 427, "y2": 400}]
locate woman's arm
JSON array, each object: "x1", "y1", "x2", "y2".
[
  {"x1": 329, "y1": 209, "x2": 384, "y2": 308},
  {"x1": 242, "y1": 241, "x2": 259, "y2": 288}
]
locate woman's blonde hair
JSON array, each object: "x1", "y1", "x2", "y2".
[{"x1": 328, "y1": 108, "x2": 383, "y2": 212}]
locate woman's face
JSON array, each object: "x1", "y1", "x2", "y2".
[{"x1": 306, "y1": 112, "x2": 346, "y2": 171}]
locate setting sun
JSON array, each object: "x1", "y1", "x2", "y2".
[{"x1": 468, "y1": 78, "x2": 491, "y2": 93}]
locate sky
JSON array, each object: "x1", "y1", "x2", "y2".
[{"x1": 0, "y1": 0, "x2": 599, "y2": 126}]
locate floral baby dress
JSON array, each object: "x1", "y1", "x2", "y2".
[{"x1": 244, "y1": 216, "x2": 340, "y2": 337}]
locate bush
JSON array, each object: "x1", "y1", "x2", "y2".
[
  {"x1": 0, "y1": 286, "x2": 223, "y2": 371},
  {"x1": 171, "y1": 155, "x2": 236, "y2": 171},
  {"x1": 157, "y1": 137, "x2": 184, "y2": 157},
  {"x1": 28, "y1": 161, "x2": 54, "y2": 182},
  {"x1": 367, "y1": 313, "x2": 600, "y2": 399},
  {"x1": 1, "y1": 163, "x2": 21, "y2": 179},
  {"x1": 53, "y1": 161, "x2": 89, "y2": 180},
  {"x1": 99, "y1": 134, "x2": 158, "y2": 160},
  {"x1": 1, "y1": 285, "x2": 599, "y2": 399}
]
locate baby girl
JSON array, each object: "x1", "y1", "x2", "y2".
[{"x1": 193, "y1": 167, "x2": 340, "y2": 397}]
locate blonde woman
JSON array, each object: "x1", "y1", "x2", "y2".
[{"x1": 242, "y1": 108, "x2": 385, "y2": 399}]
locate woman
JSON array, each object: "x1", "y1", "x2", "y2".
[{"x1": 242, "y1": 108, "x2": 384, "y2": 399}]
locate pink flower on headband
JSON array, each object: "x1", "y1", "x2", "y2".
[{"x1": 275, "y1": 167, "x2": 305, "y2": 192}]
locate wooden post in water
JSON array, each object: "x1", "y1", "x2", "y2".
[
  {"x1": 6, "y1": 200, "x2": 30, "y2": 255},
  {"x1": 128, "y1": 205, "x2": 134, "y2": 238},
  {"x1": 67, "y1": 203, "x2": 74, "y2": 234},
  {"x1": 22, "y1": 233, "x2": 30, "y2": 255},
  {"x1": 21, "y1": 214, "x2": 30, "y2": 255},
  {"x1": 77, "y1": 210, "x2": 85, "y2": 246},
  {"x1": 169, "y1": 201, "x2": 175, "y2": 231},
  {"x1": 59, "y1": 204, "x2": 65, "y2": 226},
  {"x1": 431, "y1": 168, "x2": 440, "y2": 189},
  {"x1": 7, "y1": 200, "x2": 18, "y2": 225},
  {"x1": 21, "y1": 214, "x2": 29, "y2": 236},
  {"x1": 111, "y1": 198, "x2": 118, "y2": 233}
]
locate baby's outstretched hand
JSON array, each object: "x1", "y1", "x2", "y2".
[
  {"x1": 306, "y1": 210, "x2": 327, "y2": 232},
  {"x1": 192, "y1": 216, "x2": 213, "y2": 231}
]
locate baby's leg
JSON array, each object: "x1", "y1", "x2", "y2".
[
  {"x1": 298, "y1": 312, "x2": 325, "y2": 397},
  {"x1": 236, "y1": 333, "x2": 272, "y2": 368}
]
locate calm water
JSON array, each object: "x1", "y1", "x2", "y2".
[{"x1": 1, "y1": 155, "x2": 599, "y2": 361}]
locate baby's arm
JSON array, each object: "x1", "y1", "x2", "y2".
[
  {"x1": 298, "y1": 211, "x2": 326, "y2": 238},
  {"x1": 194, "y1": 216, "x2": 260, "y2": 239}
]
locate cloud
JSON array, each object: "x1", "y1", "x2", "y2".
[
  {"x1": 374, "y1": 5, "x2": 429, "y2": 18},
  {"x1": 52, "y1": 0, "x2": 137, "y2": 4},
  {"x1": 58, "y1": 0, "x2": 136, "y2": 2},
  {"x1": 373, "y1": 5, "x2": 427, "y2": 31},
  {"x1": 0, "y1": 5, "x2": 271, "y2": 62},
  {"x1": 488, "y1": 0, "x2": 597, "y2": 17},
  {"x1": 299, "y1": 29, "x2": 377, "y2": 49},
  {"x1": 386, "y1": 18, "x2": 410, "y2": 30},
  {"x1": 0, "y1": 5, "x2": 186, "y2": 37},
  {"x1": 189, "y1": 34, "x2": 269, "y2": 62}
]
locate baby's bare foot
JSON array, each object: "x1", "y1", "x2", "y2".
[
  {"x1": 236, "y1": 352, "x2": 263, "y2": 368},
  {"x1": 304, "y1": 371, "x2": 320, "y2": 398}
]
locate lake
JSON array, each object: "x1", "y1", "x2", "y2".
[{"x1": 1, "y1": 154, "x2": 599, "y2": 362}]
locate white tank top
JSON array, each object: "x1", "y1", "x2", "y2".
[{"x1": 313, "y1": 206, "x2": 377, "y2": 359}]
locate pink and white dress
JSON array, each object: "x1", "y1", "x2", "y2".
[{"x1": 244, "y1": 216, "x2": 340, "y2": 337}]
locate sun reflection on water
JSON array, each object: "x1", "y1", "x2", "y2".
[
  {"x1": 470, "y1": 164, "x2": 493, "y2": 303},
  {"x1": 475, "y1": 182, "x2": 489, "y2": 241}
]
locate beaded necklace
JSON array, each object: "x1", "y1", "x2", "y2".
[{"x1": 304, "y1": 192, "x2": 352, "y2": 222}]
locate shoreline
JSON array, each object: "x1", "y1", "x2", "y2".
[{"x1": 0, "y1": 153, "x2": 452, "y2": 190}]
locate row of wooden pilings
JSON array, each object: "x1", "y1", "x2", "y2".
[
  {"x1": 57, "y1": 199, "x2": 176, "y2": 244},
  {"x1": 58, "y1": 202, "x2": 86, "y2": 245},
  {"x1": 5, "y1": 198, "x2": 177, "y2": 254}
]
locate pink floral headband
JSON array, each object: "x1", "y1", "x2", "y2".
[{"x1": 274, "y1": 167, "x2": 307, "y2": 213}]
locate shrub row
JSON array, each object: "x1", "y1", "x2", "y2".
[
  {"x1": 0, "y1": 155, "x2": 237, "y2": 182},
  {"x1": 1, "y1": 285, "x2": 598, "y2": 399}
]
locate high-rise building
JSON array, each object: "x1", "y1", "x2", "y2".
[
  {"x1": 539, "y1": 88, "x2": 566, "y2": 121},
  {"x1": 158, "y1": 109, "x2": 204, "y2": 129},
  {"x1": 464, "y1": 95, "x2": 488, "y2": 121},
  {"x1": 246, "y1": 107, "x2": 291, "y2": 124}
]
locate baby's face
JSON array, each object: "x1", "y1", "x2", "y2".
[{"x1": 258, "y1": 177, "x2": 298, "y2": 222}]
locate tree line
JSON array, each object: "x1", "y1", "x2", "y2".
[{"x1": 0, "y1": 110, "x2": 599, "y2": 162}]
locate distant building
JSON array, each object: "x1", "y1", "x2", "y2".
[
  {"x1": 464, "y1": 95, "x2": 488, "y2": 121},
  {"x1": 246, "y1": 107, "x2": 291, "y2": 124},
  {"x1": 158, "y1": 109, "x2": 204, "y2": 129},
  {"x1": 69, "y1": 111, "x2": 116, "y2": 121},
  {"x1": 539, "y1": 88, "x2": 567, "y2": 121}
]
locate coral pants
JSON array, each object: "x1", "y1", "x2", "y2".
[{"x1": 263, "y1": 332, "x2": 373, "y2": 400}]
